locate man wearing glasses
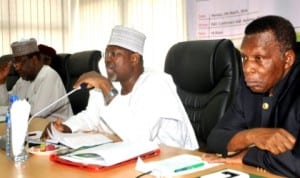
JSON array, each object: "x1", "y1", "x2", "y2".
[{"x1": 0, "y1": 38, "x2": 73, "y2": 121}]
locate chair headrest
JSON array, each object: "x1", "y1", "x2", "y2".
[
  {"x1": 67, "y1": 50, "x2": 101, "y2": 76},
  {"x1": 165, "y1": 39, "x2": 237, "y2": 93}
]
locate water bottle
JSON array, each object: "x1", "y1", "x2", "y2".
[{"x1": 5, "y1": 95, "x2": 19, "y2": 157}]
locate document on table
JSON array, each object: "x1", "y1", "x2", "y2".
[
  {"x1": 136, "y1": 154, "x2": 221, "y2": 177},
  {"x1": 57, "y1": 141, "x2": 159, "y2": 167},
  {"x1": 200, "y1": 168, "x2": 250, "y2": 178},
  {"x1": 46, "y1": 124, "x2": 113, "y2": 149}
]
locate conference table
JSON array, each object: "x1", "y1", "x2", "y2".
[{"x1": 0, "y1": 119, "x2": 283, "y2": 178}]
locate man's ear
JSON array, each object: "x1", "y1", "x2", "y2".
[
  {"x1": 284, "y1": 49, "x2": 296, "y2": 70},
  {"x1": 130, "y1": 53, "x2": 140, "y2": 65},
  {"x1": 31, "y1": 54, "x2": 43, "y2": 68}
]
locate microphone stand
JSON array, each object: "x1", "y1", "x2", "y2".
[{"x1": 28, "y1": 83, "x2": 88, "y2": 124}]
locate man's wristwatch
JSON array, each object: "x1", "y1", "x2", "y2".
[{"x1": 104, "y1": 87, "x2": 118, "y2": 104}]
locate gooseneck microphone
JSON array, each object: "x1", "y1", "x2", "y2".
[{"x1": 28, "y1": 83, "x2": 89, "y2": 124}]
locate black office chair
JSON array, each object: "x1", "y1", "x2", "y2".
[
  {"x1": 0, "y1": 54, "x2": 19, "y2": 91},
  {"x1": 296, "y1": 41, "x2": 300, "y2": 61},
  {"x1": 164, "y1": 39, "x2": 242, "y2": 150},
  {"x1": 65, "y1": 50, "x2": 101, "y2": 114},
  {"x1": 52, "y1": 53, "x2": 71, "y2": 89}
]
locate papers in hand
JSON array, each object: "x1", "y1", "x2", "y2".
[
  {"x1": 58, "y1": 141, "x2": 159, "y2": 167},
  {"x1": 47, "y1": 124, "x2": 113, "y2": 149},
  {"x1": 136, "y1": 154, "x2": 221, "y2": 177}
]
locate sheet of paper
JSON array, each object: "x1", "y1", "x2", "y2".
[
  {"x1": 59, "y1": 141, "x2": 159, "y2": 166},
  {"x1": 201, "y1": 168, "x2": 250, "y2": 178},
  {"x1": 136, "y1": 154, "x2": 221, "y2": 177}
]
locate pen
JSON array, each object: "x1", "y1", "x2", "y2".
[{"x1": 174, "y1": 162, "x2": 205, "y2": 173}]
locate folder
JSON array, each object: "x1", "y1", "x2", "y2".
[{"x1": 50, "y1": 141, "x2": 160, "y2": 171}]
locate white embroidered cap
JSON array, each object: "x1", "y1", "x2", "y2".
[
  {"x1": 108, "y1": 26, "x2": 146, "y2": 55},
  {"x1": 11, "y1": 38, "x2": 39, "y2": 57}
]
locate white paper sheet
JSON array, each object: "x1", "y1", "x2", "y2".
[
  {"x1": 201, "y1": 168, "x2": 250, "y2": 178},
  {"x1": 136, "y1": 154, "x2": 221, "y2": 177}
]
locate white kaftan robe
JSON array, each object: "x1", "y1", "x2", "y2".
[
  {"x1": 64, "y1": 71, "x2": 199, "y2": 150},
  {"x1": 0, "y1": 65, "x2": 73, "y2": 121}
]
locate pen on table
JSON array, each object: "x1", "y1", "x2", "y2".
[{"x1": 174, "y1": 162, "x2": 205, "y2": 173}]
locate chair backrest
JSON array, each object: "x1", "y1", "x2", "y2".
[
  {"x1": 65, "y1": 50, "x2": 101, "y2": 114},
  {"x1": 0, "y1": 54, "x2": 19, "y2": 91},
  {"x1": 52, "y1": 53, "x2": 71, "y2": 89},
  {"x1": 296, "y1": 41, "x2": 300, "y2": 61},
  {"x1": 164, "y1": 39, "x2": 242, "y2": 149}
]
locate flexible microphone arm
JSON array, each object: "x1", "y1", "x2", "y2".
[{"x1": 28, "y1": 83, "x2": 88, "y2": 124}]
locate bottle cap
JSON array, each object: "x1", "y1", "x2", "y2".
[{"x1": 9, "y1": 95, "x2": 19, "y2": 103}]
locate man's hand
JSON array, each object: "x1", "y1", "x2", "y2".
[
  {"x1": 227, "y1": 128, "x2": 296, "y2": 155},
  {"x1": 73, "y1": 71, "x2": 114, "y2": 99},
  {"x1": 40, "y1": 118, "x2": 71, "y2": 141},
  {"x1": 73, "y1": 71, "x2": 110, "y2": 90},
  {"x1": 0, "y1": 61, "x2": 12, "y2": 84},
  {"x1": 202, "y1": 150, "x2": 248, "y2": 164},
  {"x1": 250, "y1": 128, "x2": 296, "y2": 154}
]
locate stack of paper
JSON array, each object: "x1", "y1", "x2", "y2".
[{"x1": 47, "y1": 124, "x2": 113, "y2": 149}]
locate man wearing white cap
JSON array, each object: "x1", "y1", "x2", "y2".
[
  {"x1": 0, "y1": 38, "x2": 73, "y2": 121},
  {"x1": 43, "y1": 26, "x2": 199, "y2": 150}
]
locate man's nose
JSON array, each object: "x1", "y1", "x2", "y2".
[{"x1": 243, "y1": 60, "x2": 256, "y2": 74}]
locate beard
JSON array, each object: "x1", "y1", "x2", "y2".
[{"x1": 108, "y1": 72, "x2": 117, "y2": 81}]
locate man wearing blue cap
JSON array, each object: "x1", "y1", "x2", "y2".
[
  {"x1": 43, "y1": 26, "x2": 199, "y2": 150},
  {"x1": 0, "y1": 38, "x2": 73, "y2": 121}
]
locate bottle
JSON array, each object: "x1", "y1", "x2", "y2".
[{"x1": 5, "y1": 95, "x2": 19, "y2": 157}]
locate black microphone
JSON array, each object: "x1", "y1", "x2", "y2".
[{"x1": 28, "y1": 83, "x2": 88, "y2": 123}]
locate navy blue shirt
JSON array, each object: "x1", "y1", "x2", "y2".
[{"x1": 207, "y1": 61, "x2": 300, "y2": 177}]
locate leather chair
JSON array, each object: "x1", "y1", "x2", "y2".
[
  {"x1": 164, "y1": 39, "x2": 242, "y2": 150},
  {"x1": 65, "y1": 50, "x2": 101, "y2": 114},
  {"x1": 296, "y1": 41, "x2": 300, "y2": 61},
  {"x1": 0, "y1": 54, "x2": 19, "y2": 91},
  {"x1": 53, "y1": 53, "x2": 71, "y2": 89}
]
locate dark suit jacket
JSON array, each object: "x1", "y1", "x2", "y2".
[{"x1": 207, "y1": 60, "x2": 300, "y2": 177}]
